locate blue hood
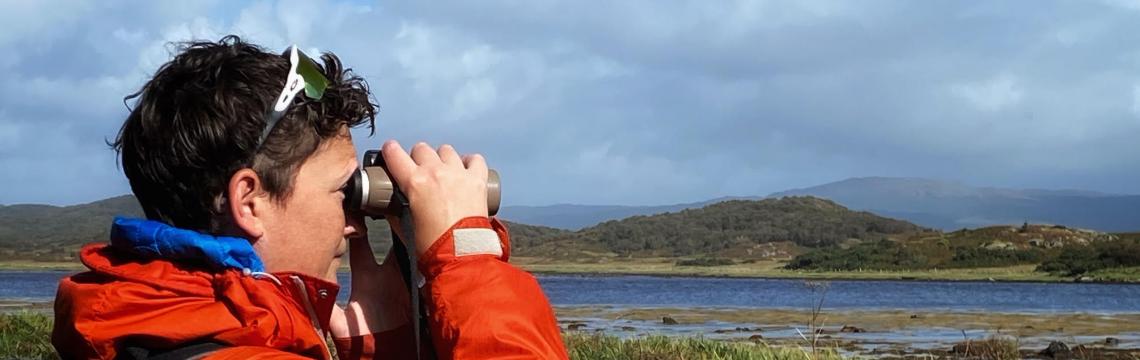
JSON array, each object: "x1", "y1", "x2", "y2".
[{"x1": 110, "y1": 217, "x2": 265, "y2": 273}]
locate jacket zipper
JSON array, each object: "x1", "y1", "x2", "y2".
[{"x1": 290, "y1": 275, "x2": 332, "y2": 360}]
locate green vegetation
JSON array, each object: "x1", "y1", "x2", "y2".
[
  {"x1": 1036, "y1": 239, "x2": 1140, "y2": 276},
  {"x1": 676, "y1": 257, "x2": 736, "y2": 267},
  {"x1": 563, "y1": 333, "x2": 841, "y2": 360},
  {"x1": 1086, "y1": 266, "x2": 1140, "y2": 282},
  {"x1": 4, "y1": 194, "x2": 1139, "y2": 283},
  {"x1": 950, "y1": 336, "x2": 1020, "y2": 360},
  {"x1": 0, "y1": 312, "x2": 53, "y2": 360},
  {"x1": 783, "y1": 224, "x2": 1140, "y2": 281},
  {"x1": 518, "y1": 197, "x2": 923, "y2": 259},
  {"x1": 783, "y1": 240, "x2": 929, "y2": 271},
  {"x1": 0, "y1": 196, "x2": 143, "y2": 261},
  {"x1": 784, "y1": 239, "x2": 1044, "y2": 271},
  {"x1": 947, "y1": 247, "x2": 1044, "y2": 268},
  {"x1": 0, "y1": 194, "x2": 569, "y2": 265},
  {"x1": 2, "y1": 312, "x2": 842, "y2": 360},
  {"x1": 516, "y1": 258, "x2": 1058, "y2": 282}
]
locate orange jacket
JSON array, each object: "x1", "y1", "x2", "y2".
[{"x1": 52, "y1": 217, "x2": 568, "y2": 359}]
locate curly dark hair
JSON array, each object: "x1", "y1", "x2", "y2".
[{"x1": 112, "y1": 35, "x2": 377, "y2": 232}]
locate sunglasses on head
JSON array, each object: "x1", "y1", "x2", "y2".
[{"x1": 255, "y1": 45, "x2": 330, "y2": 150}]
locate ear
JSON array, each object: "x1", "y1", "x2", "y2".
[{"x1": 228, "y1": 168, "x2": 270, "y2": 240}]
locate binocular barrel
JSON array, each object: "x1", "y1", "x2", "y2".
[{"x1": 343, "y1": 150, "x2": 501, "y2": 217}]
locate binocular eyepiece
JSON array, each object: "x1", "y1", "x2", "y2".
[{"x1": 343, "y1": 150, "x2": 501, "y2": 217}]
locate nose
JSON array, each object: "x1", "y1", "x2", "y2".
[{"x1": 344, "y1": 211, "x2": 367, "y2": 240}]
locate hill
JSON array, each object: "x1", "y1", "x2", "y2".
[
  {"x1": 497, "y1": 196, "x2": 762, "y2": 230},
  {"x1": 771, "y1": 177, "x2": 1140, "y2": 232},
  {"x1": 514, "y1": 196, "x2": 926, "y2": 260},
  {"x1": 0, "y1": 196, "x2": 144, "y2": 260},
  {"x1": 0, "y1": 195, "x2": 921, "y2": 263},
  {"x1": 0, "y1": 195, "x2": 562, "y2": 261}
]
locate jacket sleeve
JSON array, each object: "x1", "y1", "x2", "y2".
[
  {"x1": 333, "y1": 217, "x2": 568, "y2": 360},
  {"x1": 419, "y1": 216, "x2": 568, "y2": 360}
]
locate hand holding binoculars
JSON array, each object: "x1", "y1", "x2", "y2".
[{"x1": 342, "y1": 150, "x2": 501, "y2": 217}]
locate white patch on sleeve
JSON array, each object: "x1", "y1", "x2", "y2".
[{"x1": 453, "y1": 228, "x2": 502, "y2": 257}]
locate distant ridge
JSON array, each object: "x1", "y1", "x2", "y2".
[
  {"x1": 502, "y1": 177, "x2": 1139, "y2": 232},
  {"x1": 771, "y1": 177, "x2": 1140, "y2": 232}
]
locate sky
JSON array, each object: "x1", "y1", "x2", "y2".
[{"x1": 2, "y1": 0, "x2": 1139, "y2": 207}]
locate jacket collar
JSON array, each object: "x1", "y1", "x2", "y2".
[
  {"x1": 109, "y1": 217, "x2": 265, "y2": 272},
  {"x1": 102, "y1": 217, "x2": 340, "y2": 337}
]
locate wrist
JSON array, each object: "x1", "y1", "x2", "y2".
[{"x1": 417, "y1": 216, "x2": 507, "y2": 279}]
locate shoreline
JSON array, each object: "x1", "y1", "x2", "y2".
[
  {"x1": 551, "y1": 306, "x2": 1140, "y2": 356},
  {"x1": 524, "y1": 268, "x2": 1140, "y2": 285},
  {"x1": 510, "y1": 258, "x2": 1140, "y2": 284},
  {"x1": 3, "y1": 259, "x2": 1139, "y2": 284}
]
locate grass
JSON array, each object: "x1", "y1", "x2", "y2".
[
  {"x1": 0, "y1": 261, "x2": 82, "y2": 271},
  {"x1": 1, "y1": 312, "x2": 845, "y2": 360},
  {"x1": 1086, "y1": 266, "x2": 1140, "y2": 282},
  {"x1": 950, "y1": 336, "x2": 1020, "y2": 360},
  {"x1": 512, "y1": 257, "x2": 1074, "y2": 282},
  {"x1": 564, "y1": 333, "x2": 842, "y2": 360},
  {"x1": 0, "y1": 312, "x2": 54, "y2": 360}
]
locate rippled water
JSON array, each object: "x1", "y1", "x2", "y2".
[
  {"x1": 10, "y1": 271, "x2": 1140, "y2": 353},
  {"x1": 537, "y1": 275, "x2": 1140, "y2": 313},
  {"x1": 5, "y1": 272, "x2": 1140, "y2": 313}
]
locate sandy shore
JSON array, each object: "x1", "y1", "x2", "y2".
[{"x1": 554, "y1": 306, "x2": 1140, "y2": 357}]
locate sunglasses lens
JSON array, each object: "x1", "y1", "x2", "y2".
[{"x1": 295, "y1": 52, "x2": 329, "y2": 100}]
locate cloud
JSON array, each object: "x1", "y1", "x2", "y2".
[
  {"x1": 2, "y1": 0, "x2": 1140, "y2": 207},
  {"x1": 950, "y1": 74, "x2": 1024, "y2": 112},
  {"x1": 1132, "y1": 84, "x2": 1140, "y2": 118}
]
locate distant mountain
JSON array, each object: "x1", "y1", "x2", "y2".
[
  {"x1": 770, "y1": 177, "x2": 1140, "y2": 232},
  {"x1": 0, "y1": 195, "x2": 564, "y2": 261},
  {"x1": 0, "y1": 194, "x2": 920, "y2": 262},
  {"x1": 0, "y1": 195, "x2": 145, "y2": 256},
  {"x1": 499, "y1": 196, "x2": 762, "y2": 230},
  {"x1": 5, "y1": 176, "x2": 1137, "y2": 261},
  {"x1": 514, "y1": 196, "x2": 924, "y2": 259}
]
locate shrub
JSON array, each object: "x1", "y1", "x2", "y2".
[
  {"x1": 784, "y1": 240, "x2": 930, "y2": 271},
  {"x1": 1037, "y1": 239, "x2": 1140, "y2": 276},
  {"x1": 946, "y1": 248, "x2": 1044, "y2": 268},
  {"x1": 676, "y1": 257, "x2": 735, "y2": 267}
]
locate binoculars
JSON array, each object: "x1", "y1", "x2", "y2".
[
  {"x1": 343, "y1": 150, "x2": 501, "y2": 217},
  {"x1": 342, "y1": 149, "x2": 500, "y2": 359}
]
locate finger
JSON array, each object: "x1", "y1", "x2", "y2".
[
  {"x1": 380, "y1": 140, "x2": 416, "y2": 186},
  {"x1": 437, "y1": 144, "x2": 462, "y2": 166},
  {"x1": 462, "y1": 153, "x2": 489, "y2": 180},
  {"x1": 410, "y1": 142, "x2": 441, "y2": 166}
]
